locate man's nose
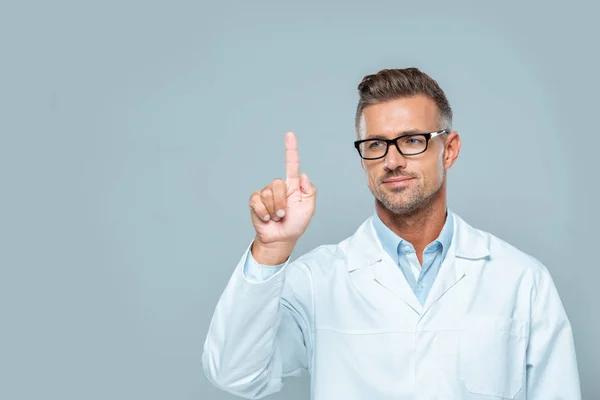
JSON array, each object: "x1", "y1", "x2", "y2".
[{"x1": 384, "y1": 143, "x2": 407, "y2": 170}]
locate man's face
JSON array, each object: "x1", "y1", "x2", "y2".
[{"x1": 360, "y1": 95, "x2": 457, "y2": 215}]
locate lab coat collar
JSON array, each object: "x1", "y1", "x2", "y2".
[
  {"x1": 347, "y1": 210, "x2": 490, "y2": 272},
  {"x1": 451, "y1": 211, "x2": 490, "y2": 260}
]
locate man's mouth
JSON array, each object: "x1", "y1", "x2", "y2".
[{"x1": 382, "y1": 177, "x2": 415, "y2": 186}]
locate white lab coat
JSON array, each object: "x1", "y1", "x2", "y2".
[{"x1": 202, "y1": 211, "x2": 581, "y2": 399}]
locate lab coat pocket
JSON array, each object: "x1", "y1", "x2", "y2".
[{"x1": 459, "y1": 316, "x2": 528, "y2": 399}]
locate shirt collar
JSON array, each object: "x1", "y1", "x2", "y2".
[{"x1": 372, "y1": 209, "x2": 454, "y2": 262}]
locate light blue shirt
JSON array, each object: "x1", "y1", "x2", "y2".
[
  {"x1": 371, "y1": 210, "x2": 453, "y2": 305},
  {"x1": 243, "y1": 244, "x2": 286, "y2": 282},
  {"x1": 244, "y1": 211, "x2": 454, "y2": 306}
]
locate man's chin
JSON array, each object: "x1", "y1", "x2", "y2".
[
  {"x1": 384, "y1": 191, "x2": 426, "y2": 209},
  {"x1": 379, "y1": 199, "x2": 416, "y2": 215}
]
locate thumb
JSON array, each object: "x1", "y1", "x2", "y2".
[{"x1": 300, "y1": 173, "x2": 316, "y2": 196}]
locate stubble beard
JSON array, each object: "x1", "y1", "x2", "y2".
[{"x1": 371, "y1": 170, "x2": 445, "y2": 216}]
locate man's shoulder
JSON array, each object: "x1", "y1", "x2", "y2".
[
  {"x1": 464, "y1": 220, "x2": 561, "y2": 307},
  {"x1": 292, "y1": 236, "x2": 355, "y2": 268},
  {"x1": 290, "y1": 218, "x2": 371, "y2": 271},
  {"x1": 464, "y1": 218, "x2": 551, "y2": 279}
]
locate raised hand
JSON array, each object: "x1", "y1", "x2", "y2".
[{"x1": 248, "y1": 132, "x2": 316, "y2": 265}]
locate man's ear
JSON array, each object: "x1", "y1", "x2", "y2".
[{"x1": 443, "y1": 131, "x2": 461, "y2": 169}]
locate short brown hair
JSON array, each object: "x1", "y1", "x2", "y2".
[{"x1": 355, "y1": 68, "x2": 452, "y2": 138}]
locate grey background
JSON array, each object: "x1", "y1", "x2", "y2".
[{"x1": 1, "y1": 0, "x2": 598, "y2": 399}]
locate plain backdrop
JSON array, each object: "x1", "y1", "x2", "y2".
[{"x1": 1, "y1": 0, "x2": 598, "y2": 399}]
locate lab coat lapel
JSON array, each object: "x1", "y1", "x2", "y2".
[
  {"x1": 421, "y1": 248, "x2": 464, "y2": 316},
  {"x1": 347, "y1": 216, "x2": 421, "y2": 315},
  {"x1": 421, "y1": 211, "x2": 490, "y2": 316},
  {"x1": 373, "y1": 258, "x2": 422, "y2": 314}
]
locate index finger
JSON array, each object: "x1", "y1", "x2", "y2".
[{"x1": 285, "y1": 132, "x2": 300, "y2": 182}]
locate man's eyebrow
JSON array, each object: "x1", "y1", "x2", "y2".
[{"x1": 365, "y1": 130, "x2": 425, "y2": 140}]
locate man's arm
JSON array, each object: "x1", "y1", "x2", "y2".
[
  {"x1": 526, "y1": 267, "x2": 581, "y2": 399},
  {"x1": 202, "y1": 240, "x2": 313, "y2": 399},
  {"x1": 203, "y1": 132, "x2": 317, "y2": 398}
]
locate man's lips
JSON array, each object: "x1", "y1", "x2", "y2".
[
  {"x1": 382, "y1": 177, "x2": 414, "y2": 183},
  {"x1": 382, "y1": 177, "x2": 415, "y2": 187}
]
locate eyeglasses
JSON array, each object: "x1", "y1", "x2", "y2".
[{"x1": 354, "y1": 129, "x2": 448, "y2": 160}]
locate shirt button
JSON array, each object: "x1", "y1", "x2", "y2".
[
  {"x1": 404, "y1": 246, "x2": 411, "y2": 251},
  {"x1": 418, "y1": 281, "x2": 425, "y2": 288}
]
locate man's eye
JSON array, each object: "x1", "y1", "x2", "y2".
[
  {"x1": 368, "y1": 141, "x2": 385, "y2": 149},
  {"x1": 404, "y1": 137, "x2": 425, "y2": 145}
]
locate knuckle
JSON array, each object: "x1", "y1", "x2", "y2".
[
  {"x1": 249, "y1": 196, "x2": 259, "y2": 206},
  {"x1": 249, "y1": 198, "x2": 260, "y2": 210}
]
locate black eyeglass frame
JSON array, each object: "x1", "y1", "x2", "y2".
[{"x1": 353, "y1": 129, "x2": 448, "y2": 160}]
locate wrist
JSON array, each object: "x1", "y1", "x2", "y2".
[{"x1": 251, "y1": 237, "x2": 296, "y2": 266}]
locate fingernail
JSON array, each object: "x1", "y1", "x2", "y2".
[
  {"x1": 263, "y1": 215, "x2": 270, "y2": 222},
  {"x1": 276, "y1": 209, "x2": 285, "y2": 218},
  {"x1": 273, "y1": 216, "x2": 281, "y2": 222}
]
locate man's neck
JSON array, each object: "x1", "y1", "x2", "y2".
[{"x1": 375, "y1": 195, "x2": 448, "y2": 255}]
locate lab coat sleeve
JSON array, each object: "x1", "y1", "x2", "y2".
[
  {"x1": 243, "y1": 249, "x2": 286, "y2": 282},
  {"x1": 525, "y1": 266, "x2": 581, "y2": 399},
  {"x1": 202, "y1": 239, "x2": 313, "y2": 399}
]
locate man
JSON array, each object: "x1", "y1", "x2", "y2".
[{"x1": 202, "y1": 68, "x2": 581, "y2": 399}]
